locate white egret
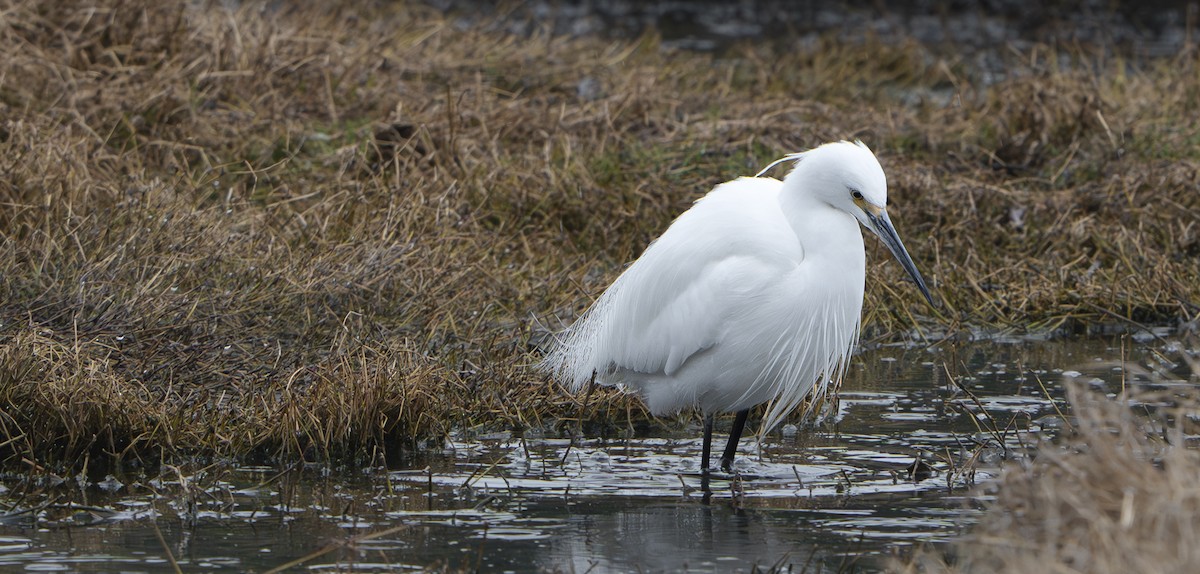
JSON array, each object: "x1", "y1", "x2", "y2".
[{"x1": 540, "y1": 141, "x2": 933, "y2": 477}]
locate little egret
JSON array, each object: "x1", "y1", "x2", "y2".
[{"x1": 540, "y1": 141, "x2": 933, "y2": 477}]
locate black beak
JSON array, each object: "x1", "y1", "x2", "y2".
[{"x1": 866, "y1": 208, "x2": 935, "y2": 307}]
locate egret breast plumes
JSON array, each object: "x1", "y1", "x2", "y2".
[{"x1": 540, "y1": 141, "x2": 932, "y2": 475}]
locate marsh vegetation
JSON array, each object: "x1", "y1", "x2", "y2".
[{"x1": 1, "y1": 1, "x2": 1198, "y2": 572}]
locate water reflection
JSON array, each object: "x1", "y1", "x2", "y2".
[{"x1": 0, "y1": 337, "x2": 1164, "y2": 572}]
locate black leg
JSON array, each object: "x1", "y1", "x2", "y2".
[
  {"x1": 700, "y1": 414, "x2": 714, "y2": 497},
  {"x1": 719, "y1": 409, "x2": 750, "y2": 473},
  {"x1": 701, "y1": 414, "x2": 714, "y2": 474}
]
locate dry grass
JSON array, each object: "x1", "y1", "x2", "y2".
[
  {"x1": 899, "y1": 348, "x2": 1200, "y2": 573},
  {"x1": 0, "y1": 0, "x2": 1199, "y2": 468}
]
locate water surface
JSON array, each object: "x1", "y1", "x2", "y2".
[{"x1": 0, "y1": 336, "x2": 1167, "y2": 572}]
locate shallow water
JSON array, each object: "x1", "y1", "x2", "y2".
[
  {"x1": 440, "y1": 0, "x2": 1192, "y2": 59},
  {"x1": 0, "y1": 335, "x2": 1181, "y2": 572}
]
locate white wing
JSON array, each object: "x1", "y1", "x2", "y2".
[{"x1": 541, "y1": 177, "x2": 801, "y2": 391}]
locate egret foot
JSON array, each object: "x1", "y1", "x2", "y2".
[{"x1": 719, "y1": 458, "x2": 734, "y2": 474}]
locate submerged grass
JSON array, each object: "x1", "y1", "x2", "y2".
[
  {"x1": 900, "y1": 345, "x2": 1200, "y2": 573},
  {"x1": 0, "y1": 0, "x2": 1199, "y2": 469}
]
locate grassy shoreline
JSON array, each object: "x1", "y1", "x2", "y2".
[
  {"x1": 900, "y1": 361, "x2": 1200, "y2": 573},
  {"x1": 1, "y1": 0, "x2": 1198, "y2": 469}
]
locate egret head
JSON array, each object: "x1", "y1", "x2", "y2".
[{"x1": 769, "y1": 141, "x2": 935, "y2": 306}]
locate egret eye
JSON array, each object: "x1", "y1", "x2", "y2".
[{"x1": 850, "y1": 189, "x2": 864, "y2": 200}]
